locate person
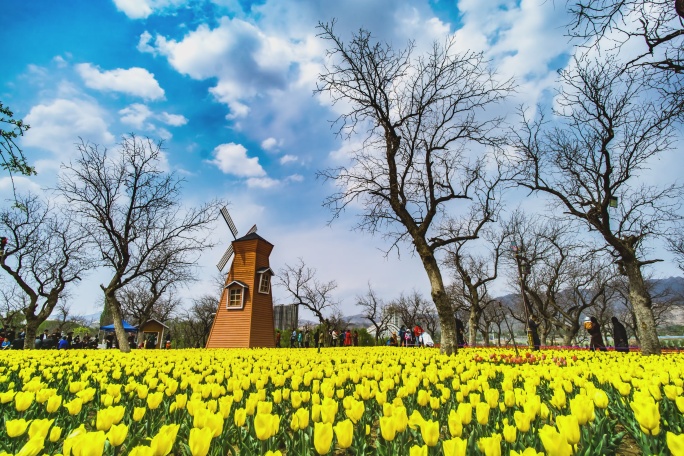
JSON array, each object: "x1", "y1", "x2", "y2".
[
  {"x1": 344, "y1": 329, "x2": 352, "y2": 347},
  {"x1": 165, "y1": 340, "x2": 171, "y2": 349},
  {"x1": 389, "y1": 332, "x2": 398, "y2": 346},
  {"x1": 1, "y1": 338, "x2": 10, "y2": 349},
  {"x1": 528, "y1": 315, "x2": 541, "y2": 351},
  {"x1": 585, "y1": 316, "x2": 607, "y2": 351},
  {"x1": 303, "y1": 329, "x2": 310, "y2": 348},
  {"x1": 413, "y1": 324, "x2": 423, "y2": 342},
  {"x1": 331, "y1": 330, "x2": 338, "y2": 347},
  {"x1": 314, "y1": 329, "x2": 320, "y2": 349},
  {"x1": 404, "y1": 329, "x2": 412, "y2": 347},
  {"x1": 40, "y1": 329, "x2": 50, "y2": 342},
  {"x1": 290, "y1": 329, "x2": 297, "y2": 348},
  {"x1": 275, "y1": 331, "x2": 281, "y2": 348},
  {"x1": 58, "y1": 336, "x2": 69, "y2": 349},
  {"x1": 399, "y1": 327, "x2": 406, "y2": 347},
  {"x1": 297, "y1": 330, "x2": 303, "y2": 348},
  {"x1": 352, "y1": 330, "x2": 359, "y2": 347},
  {"x1": 611, "y1": 316, "x2": 629, "y2": 353},
  {"x1": 455, "y1": 318, "x2": 466, "y2": 348},
  {"x1": 318, "y1": 330, "x2": 325, "y2": 348},
  {"x1": 419, "y1": 331, "x2": 435, "y2": 347}
]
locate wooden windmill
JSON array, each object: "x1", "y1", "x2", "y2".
[{"x1": 205, "y1": 207, "x2": 275, "y2": 348}]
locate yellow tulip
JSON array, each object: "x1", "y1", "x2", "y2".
[
  {"x1": 417, "y1": 389, "x2": 429, "y2": 407},
  {"x1": 272, "y1": 389, "x2": 282, "y2": 404},
  {"x1": 514, "y1": 411, "x2": 532, "y2": 433},
  {"x1": 477, "y1": 433, "x2": 502, "y2": 456},
  {"x1": 442, "y1": 438, "x2": 467, "y2": 456},
  {"x1": 392, "y1": 406, "x2": 408, "y2": 433},
  {"x1": 14, "y1": 391, "x2": 34, "y2": 412},
  {"x1": 314, "y1": 422, "x2": 333, "y2": 455},
  {"x1": 188, "y1": 427, "x2": 213, "y2": 456},
  {"x1": 570, "y1": 395, "x2": 594, "y2": 426},
  {"x1": 258, "y1": 400, "x2": 273, "y2": 415},
  {"x1": 0, "y1": 390, "x2": 16, "y2": 404},
  {"x1": 409, "y1": 410, "x2": 425, "y2": 430},
  {"x1": 448, "y1": 409, "x2": 463, "y2": 438},
  {"x1": 667, "y1": 432, "x2": 684, "y2": 456},
  {"x1": 255, "y1": 413, "x2": 275, "y2": 440},
  {"x1": 631, "y1": 399, "x2": 661, "y2": 436},
  {"x1": 333, "y1": 419, "x2": 354, "y2": 449},
  {"x1": 511, "y1": 449, "x2": 544, "y2": 456},
  {"x1": 380, "y1": 416, "x2": 397, "y2": 441},
  {"x1": 234, "y1": 408, "x2": 247, "y2": 427},
  {"x1": 485, "y1": 389, "x2": 499, "y2": 409},
  {"x1": 28, "y1": 418, "x2": 54, "y2": 440},
  {"x1": 46, "y1": 394, "x2": 62, "y2": 413},
  {"x1": 65, "y1": 398, "x2": 83, "y2": 415},
  {"x1": 504, "y1": 389, "x2": 516, "y2": 408},
  {"x1": 346, "y1": 399, "x2": 365, "y2": 423},
  {"x1": 539, "y1": 425, "x2": 572, "y2": 456},
  {"x1": 420, "y1": 419, "x2": 440, "y2": 447},
  {"x1": 133, "y1": 406, "x2": 146, "y2": 421},
  {"x1": 147, "y1": 391, "x2": 164, "y2": 410},
  {"x1": 107, "y1": 423, "x2": 128, "y2": 447},
  {"x1": 593, "y1": 390, "x2": 608, "y2": 409},
  {"x1": 456, "y1": 403, "x2": 473, "y2": 425},
  {"x1": 409, "y1": 444, "x2": 428, "y2": 456},
  {"x1": 503, "y1": 424, "x2": 517, "y2": 443},
  {"x1": 72, "y1": 431, "x2": 106, "y2": 456},
  {"x1": 295, "y1": 407, "x2": 309, "y2": 429},
  {"x1": 264, "y1": 452, "x2": 282, "y2": 456},
  {"x1": 556, "y1": 415, "x2": 580, "y2": 445},
  {"x1": 677, "y1": 397, "x2": 684, "y2": 414},
  {"x1": 16, "y1": 437, "x2": 44, "y2": 456},
  {"x1": 151, "y1": 423, "x2": 179, "y2": 456},
  {"x1": 96, "y1": 408, "x2": 115, "y2": 431},
  {"x1": 6, "y1": 418, "x2": 29, "y2": 438},
  {"x1": 476, "y1": 402, "x2": 490, "y2": 425},
  {"x1": 49, "y1": 426, "x2": 62, "y2": 442},
  {"x1": 128, "y1": 446, "x2": 154, "y2": 456}
]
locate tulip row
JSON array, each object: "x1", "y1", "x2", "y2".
[{"x1": 0, "y1": 348, "x2": 682, "y2": 455}]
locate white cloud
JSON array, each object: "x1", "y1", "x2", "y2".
[
  {"x1": 246, "y1": 177, "x2": 280, "y2": 189},
  {"x1": 159, "y1": 112, "x2": 188, "y2": 126},
  {"x1": 23, "y1": 98, "x2": 114, "y2": 154},
  {"x1": 119, "y1": 103, "x2": 153, "y2": 129},
  {"x1": 137, "y1": 31, "x2": 156, "y2": 54},
  {"x1": 112, "y1": 0, "x2": 186, "y2": 19},
  {"x1": 76, "y1": 63, "x2": 165, "y2": 100},
  {"x1": 286, "y1": 174, "x2": 303, "y2": 182},
  {"x1": 261, "y1": 137, "x2": 279, "y2": 151},
  {"x1": 279, "y1": 154, "x2": 298, "y2": 165},
  {"x1": 209, "y1": 143, "x2": 266, "y2": 177}
]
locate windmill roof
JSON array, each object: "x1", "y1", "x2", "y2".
[
  {"x1": 235, "y1": 232, "x2": 272, "y2": 245},
  {"x1": 225, "y1": 280, "x2": 248, "y2": 288}
]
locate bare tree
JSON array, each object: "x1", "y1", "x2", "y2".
[
  {"x1": 169, "y1": 295, "x2": 217, "y2": 348},
  {"x1": 509, "y1": 55, "x2": 683, "y2": 354},
  {"x1": 0, "y1": 194, "x2": 93, "y2": 347},
  {"x1": 316, "y1": 22, "x2": 513, "y2": 354},
  {"x1": 58, "y1": 135, "x2": 221, "y2": 352},
  {"x1": 389, "y1": 290, "x2": 435, "y2": 332},
  {"x1": 667, "y1": 231, "x2": 684, "y2": 273},
  {"x1": 1, "y1": 102, "x2": 35, "y2": 198},
  {"x1": 277, "y1": 258, "x2": 339, "y2": 325},
  {"x1": 0, "y1": 280, "x2": 27, "y2": 329},
  {"x1": 569, "y1": 0, "x2": 683, "y2": 101},
  {"x1": 445, "y1": 228, "x2": 507, "y2": 346},
  {"x1": 356, "y1": 283, "x2": 393, "y2": 343}
]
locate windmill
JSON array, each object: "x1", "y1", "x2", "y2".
[
  {"x1": 206, "y1": 206, "x2": 276, "y2": 348},
  {"x1": 216, "y1": 206, "x2": 257, "y2": 272}
]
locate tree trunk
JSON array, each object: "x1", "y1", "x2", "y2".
[
  {"x1": 105, "y1": 291, "x2": 132, "y2": 353},
  {"x1": 23, "y1": 318, "x2": 39, "y2": 349},
  {"x1": 624, "y1": 261, "x2": 661, "y2": 355},
  {"x1": 419, "y1": 252, "x2": 456, "y2": 355},
  {"x1": 480, "y1": 327, "x2": 490, "y2": 347},
  {"x1": 562, "y1": 329, "x2": 574, "y2": 347},
  {"x1": 468, "y1": 306, "x2": 480, "y2": 347}
]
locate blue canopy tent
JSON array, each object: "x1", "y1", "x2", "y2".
[{"x1": 100, "y1": 321, "x2": 137, "y2": 332}]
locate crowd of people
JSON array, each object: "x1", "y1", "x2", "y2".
[
  {"x1": 526, "y1": 315, "x2": 631, "y2": 352},
  {"x1": 275, "y1": 328, "x2": 361, "y2": 348},
  {"x1": 1, "y1": 327, "x2": 99, "y2": 350}
]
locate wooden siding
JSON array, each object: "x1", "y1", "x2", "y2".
[{"x1": 206, "y1": 236, "x2": 275, "y2": 348}]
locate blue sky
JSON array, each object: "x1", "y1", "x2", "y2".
[{"x1": 1, "y1": 0, "x2": 679, "y2": 319}]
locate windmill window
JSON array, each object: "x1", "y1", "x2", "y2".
[
  {"x1": 258, "y1": 274, "x2": 271, "y2": 294},
  {"x1": 228, "y1": 288, "x2": 242, "y2": 307}
]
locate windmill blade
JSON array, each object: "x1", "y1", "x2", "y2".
[
  {"x1": 246, "y1": 224, "x2": 257, "y2": 235},
  {"x1": 220, "y1": 206, "x2": 239, "y2": 239},
  {"x1": 216, "y1": 244, "x2": 234, "y2": 271}
]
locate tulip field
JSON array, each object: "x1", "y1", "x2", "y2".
[{"x1": 0, "y1": 348, "x2": 683, "y2": 456}]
